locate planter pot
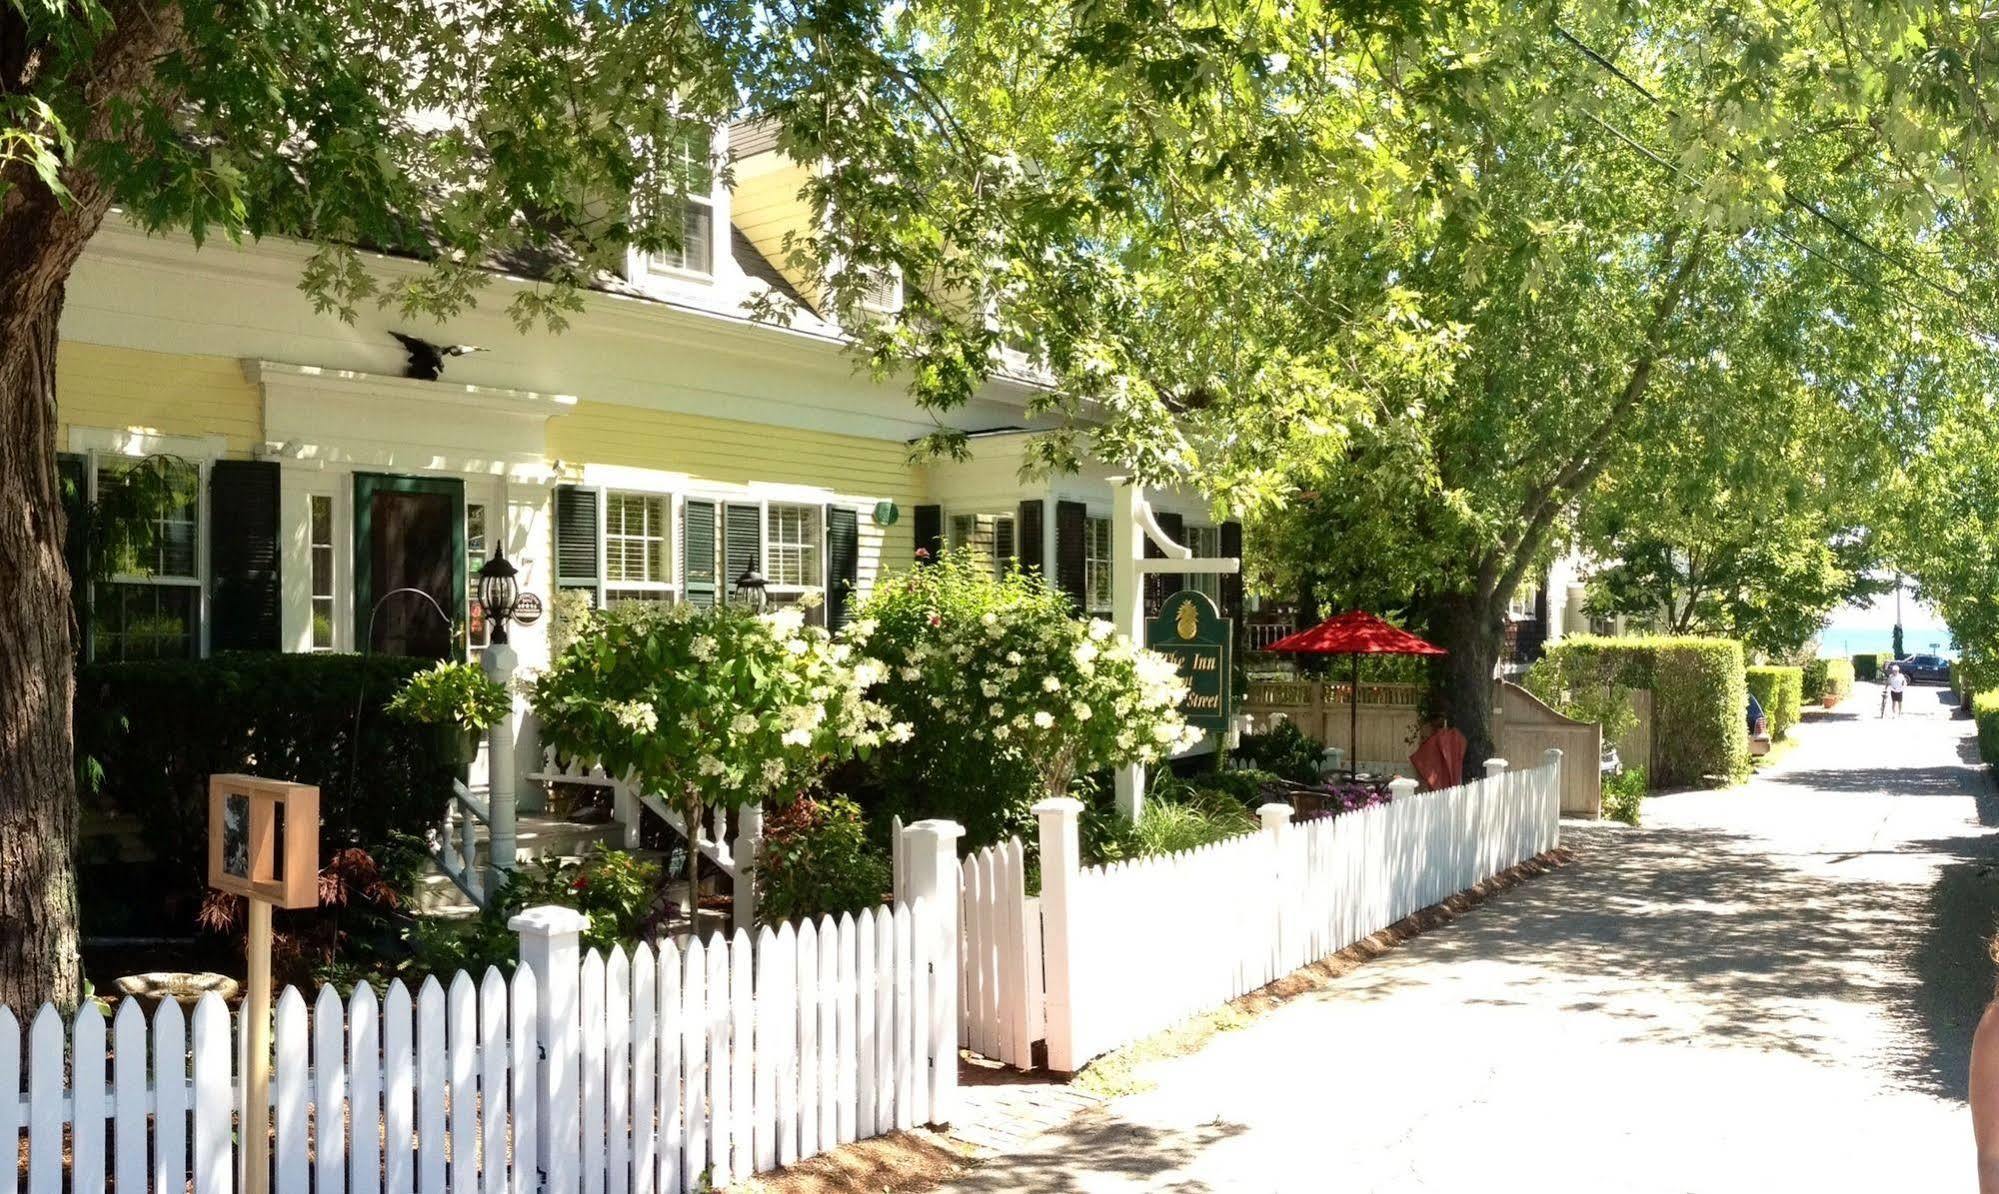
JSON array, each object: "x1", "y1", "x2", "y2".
[
  {"x1": 435, "y1": 723, "x2": 481, "y2": 767},
  {"x1": 1823, "y1": 694, "x2": 1839, "y2": 708}
]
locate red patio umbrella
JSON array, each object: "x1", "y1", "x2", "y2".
[{"x1": 1266, "y1": 611, "x2": 1447, "y2": 775}]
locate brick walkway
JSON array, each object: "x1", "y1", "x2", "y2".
[{"x1": 947, "y1": 1056, "x2": 1103, "y2": 1156}]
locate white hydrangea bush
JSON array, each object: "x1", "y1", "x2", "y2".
[
  {"x1": 856, "y1": 549, "x2": 1200, "y2": 815},
  {"x1": 529, "y1": 599, "x2": 902, "y2": 898}
]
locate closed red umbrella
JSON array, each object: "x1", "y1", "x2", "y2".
[{"x1": 1267, "y1": 611, "x2": 1446, "y2": 774}]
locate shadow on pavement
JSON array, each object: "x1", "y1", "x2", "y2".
[{"x1": 941, "y1": 1112, "x2": 1247, "y2": 1193}]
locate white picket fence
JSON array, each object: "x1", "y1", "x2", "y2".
[
  {"x1": 944, "y1": 751, "x2": 1564, "y2": 1072},
  {"x1": 2, "y1": 887, "x2": 960, "y2": 1193}
]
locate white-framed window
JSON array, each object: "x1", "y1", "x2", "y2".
[
  {"x1": 1084, "y1": 515, "x2": 1113, "y2": 613},
  {"x1": 766, "y1": 503, "x2": 823, "y2": 591},
  {"x1": 647, "y1": 124, "x2": 716, "y2": 279},
  {"x1": 1186, "y1": 524, "x2": 1222, "y2": 604},
  {"x1": 604, "y1": 491, "x2": 674, "y2": 605},
  {"x1": 92, "y1": 455, "x2": 202, "y2": 661},
  {"x1": 1508, "y1": 584, "x2": 1540, "y2": 621},
  {"x1": 310, "y1": 494, "x2": 336, "y2": 652},
  {"x1": 860, "y1": 267, "x2": 903, "y2": 315},
  {"x1": 950, "y1": 512, "x2": 1016, "y2": 576},
  {"x1": 466, "y1": 503, "x2": 490, "y2": 648}
]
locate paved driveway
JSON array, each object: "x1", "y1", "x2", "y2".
[{"x1": 940, "y1": 683, "x2": 1999, "y2": 1192}]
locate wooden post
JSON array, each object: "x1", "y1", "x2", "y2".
[
  {"x1": 510, "y1": 904, "x2": 587, "y2": 1194},
  {"x1": 1033, "y1": 797, "x2": 1082, "y2": 1073},
  {"x1": 244, "y1": 898, "x2": 273, "y2": 1194},
  {"x1": 1484, "y1": 757, "x2": 1509, "y2": 781},
  {"x1": 901, "y1": 819, "x2": 964, "y2": 1124},
  {"x1": 733, "y1": 805, "x2": 763, "y2": 933},
  {"x1": 1110, "y1": 482, "x2": 1146, "y2": 821},
  {"x1": 482, "y1": 642, "x2": 520, "y2": 892}
]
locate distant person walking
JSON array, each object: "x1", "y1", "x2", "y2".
[{"x1": 1886, "y1": 662, "x2": 1908, "y2": 718}]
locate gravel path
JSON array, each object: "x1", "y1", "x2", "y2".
[{"x1": 936, "y1": 682, "x2": 1999, "y2": 1192}]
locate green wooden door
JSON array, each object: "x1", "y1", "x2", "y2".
[{"x1": 353, "y1": 473, "x2": 466, "y2": 659}]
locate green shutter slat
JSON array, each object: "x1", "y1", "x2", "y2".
[
  {"x1": 825, "y1": 505, "x2": 860, "y2": 629},
  {"x1": 684, "y1": 499, "x2": 717, "y2": 606},
  {"x1": 1220, "y1": 519, "x2": 1244, "y2": 620},
  {"x1": 1054, "y1": 500, "x2": 1086, "y2": 609},
  {"x1": 912, "y1": 504, "x2": 941, "y2": 564},
  {"x1": 57, "y1": 454, "x2": 89, "y2": 651},
  {"x1": 1146, "y1": 512, "x2": 1184, "y2": 618},
  {"x1": 554, "y1": 486, "x2": 600, "y2": 589},
  {"x1": 723, "y1": 503, "x2": 762, "y2": 597},
  {"x1": 209, "y1": 459, "x2": 282, "y2": 651},
  {"x1": 994, "y1": 515, "x2": 1016, "y2": 565},
  {"x1": 1015, "y1": 500, "x2": 1044, "y2": 575}
]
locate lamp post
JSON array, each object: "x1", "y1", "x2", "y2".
[
  {"x1": 478, "y1": 546, "x2": 521, "y2": 645},
  {"x1": 476, "y1": 546, "x2": 521, "y2": 891},
  {"x1": 733, "y1": 563, "x2": 769, "y2": 611}
]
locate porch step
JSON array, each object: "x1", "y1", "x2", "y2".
[{"x1": 414, "y1": 813, "x2": 648, "y2": 916}]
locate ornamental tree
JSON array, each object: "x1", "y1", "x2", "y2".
[
  {"x1": 853, "y1": 549, "x2": 1198, "y2": 847},
  {"x1": 529, "y1": 601, "x2": 899, "y2": 918}
]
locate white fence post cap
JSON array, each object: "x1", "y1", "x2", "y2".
[
  {"x1": 1256, "y1": 801, "x2": 1294, "y2": 823},
  {"x1": 1543, "y1": 747, "x2": 1565, "y2": 765},
  {"x1": 1031, "y1": 796, "x2": 1085, "y2": 815},
  {"x1": 1484, "y1": 757, "x2": 1509, "y2": 773},
  {"x1": 906, "y1": 818, "x2": 965, "y2": 842},
  {"x1": 507, "y1": 905, "x2": 590, "y2": 937},
  {"x1": 1388, "y1": 776, "x2": 1419, "y2": 799}
]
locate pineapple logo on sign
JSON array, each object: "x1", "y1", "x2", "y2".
[{"x1": 1176, "y1": 598, "x2": 1201, "y2": 640}]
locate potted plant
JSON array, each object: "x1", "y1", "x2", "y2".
[{"x1": 386, "y1": 661, "x2": 513, "y2": 766}]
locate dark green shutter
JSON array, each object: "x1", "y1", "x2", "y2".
[
  {"x1": 209, "y1": 459, "x2": 282, "y2": 651},
  {"x1": 554, "y1": 485, "x2": 600, "y2": 600},
  {"x1": 912, "y1": 504, "x2": 942, "y2": 564},
  {"x1": 1219, "y1": 519, "x2": 1244, "y2": 620},
  {"x1": 993, "y1": 515, "x2": 1016, "y2": 566},
  {"x1": 825, "y1": 505, "x2": 860, "y2": 628},
  {"x1": 683, "y1": 499, "x2": 718, "y2": 606},
  {"x1": 724, "y1": 503, "x2": 762, "y2": 596},
  {"x1": 1054, "y1": 500, "x2": 1086, "y2": 609},
  {"x1": 56, "y1": 453, "x2": 89, "y2": 649},
  {"x1": 1145, "y1": 511, "x2": 1184, "y2": 618},
  {"x1": 1016, "y1": 500, "x2": 1044, "y2": 575}
]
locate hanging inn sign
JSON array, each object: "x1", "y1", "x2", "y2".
[{"x1": 1147, "y1": 589, "x2": 1233, "y2": 731}]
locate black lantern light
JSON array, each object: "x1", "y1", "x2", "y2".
[
  {"x1": 478, "y1": 546, "x2": 520, "y2": 644},
  {"x1": 733, "y1": 562, "x2": 769, "y2": 611}
]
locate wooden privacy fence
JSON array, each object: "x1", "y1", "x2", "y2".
[
  {"x1": 940, "y1": 753, "x2": 1564, "y2": 1073},
  {"x1": 2, "y1": 820, "x2": 966, "y2": 1194}
]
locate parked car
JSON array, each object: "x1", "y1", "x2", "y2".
[{"x1": 1897, "y1": 653, "x2": 1953, "y2": 685}]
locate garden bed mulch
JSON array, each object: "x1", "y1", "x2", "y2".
[{"x1": 732, "y1": 844, "x2": 1575, "y2": 1192}]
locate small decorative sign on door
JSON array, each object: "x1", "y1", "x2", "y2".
[{"x1": 1146, "y1": 589, "x2": 1233, "y2": 731}]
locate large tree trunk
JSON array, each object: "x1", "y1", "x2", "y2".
[
  {"x1": 1425, "y1": 592, "x2": 1504, "y2": 772},
  {"x1": 0, "y1": 2, "x2": 188, "y2": 1012}
]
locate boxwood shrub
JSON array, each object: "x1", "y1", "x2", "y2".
[
  {"x1": 1852, "y1": 653, "x2": 1883, "y2": 682},
  {"x1": 1745, "y1": 666, "x2": 1804, "y2": 741},
  {"x1": 1802, "y1": 658, "x2": 1855, "y2": 705},
  {"x1": 1532, "y1": 635, "x2": 1750, "y2": 788},
  {"x1": 1976, "y1": 691, "x2": 1999, "y2": 767},
  {"x1": 74, "y1": 651, "x2": 458, "y2": 931}
]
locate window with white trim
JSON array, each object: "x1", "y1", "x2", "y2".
[
  {"x1": 1084, "y1": 515, "x2": 1113, "y2": 613},
  {"x1": 950, "y1": 512, "x2": 1016, "y2": 576},
  {"x1": 93, "y1": 455, "x2": 201, "y2": 661},
  {"x1": 466, "y1": 503, "x2": 490, "y2": 648},
  {"x1": 604, "y1": 491, "x2": 674, "y2": 604},
  {"x1": 647, "y1": 124, "x2": 715, "y2": 278},
  {"x1": 310, "y1": 494, "x2": 335, "y2": 652},
  {"x1": 1186, "y1": 524, "x2": 1222, "y2": 604},
  {"x1": 766, "y1": 503, "x2": 823, "y2": 590}
]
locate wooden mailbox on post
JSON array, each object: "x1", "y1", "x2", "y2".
[
  {"x1": 209, "y1": 773, "x2": 319, "y2": 1194},
  {"x1": 208, "y1": 774, "x2": 320, "y2": 908}
]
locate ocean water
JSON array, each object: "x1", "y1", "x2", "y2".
[{"x1": 1818, "y1": 623, "x2": 1956, "y2": 659}]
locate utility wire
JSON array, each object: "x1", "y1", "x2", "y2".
[{"x1": 1551, "y1": 22, "x2": 1969, "y2": 308}]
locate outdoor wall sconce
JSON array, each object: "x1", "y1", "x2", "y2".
[
  {"x1": 479, "y1": 545, "x2": 520, "y2": 644},
  {"x1": 734, "y1": 563, "x2": 770, "y2": 611}
]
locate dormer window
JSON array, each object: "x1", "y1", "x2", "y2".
[
  {"x1": 859, "y1": 267, "x2": 903, "y2": 315},
  {"x1": 647, "y1": 124, "x2": 716, "y2": 280}
]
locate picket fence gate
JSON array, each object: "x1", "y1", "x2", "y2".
[
  {"x1": 941, "y1": 751, "x2": 1563, "y2": 1072},
  {"x1": 2, "y1": 882, "x2": 962, "y2": 1194}
]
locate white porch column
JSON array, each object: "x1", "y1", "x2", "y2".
[
  {"x1": 1110, "y1": 480, "x2": 1147, "y2": 821},
  {"x1": 482, "y1": 642, "x2": 521, "y2": 893}
]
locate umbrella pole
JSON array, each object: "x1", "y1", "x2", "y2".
[{"x1": 1350, "y1": 653, "x2": 1360, "y2": 776}]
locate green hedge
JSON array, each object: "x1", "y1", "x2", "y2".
[
  {"x1": 1802, "y1": 658, "x2": 1856, "y2": 704},
  {"x1": 1745, "y1": 666, "x2": 1804, "y2": 741},
  {"x1": 1533, "y1": 635, "x2": 1750, "y2": 787},
  {"x1": 75, "y1": 651, "x2": 458, "y2": 929},
  {"x1": 1852, "y1": 653, "x2": 1882, "y2": 682},
  {"x1": 1977, "y1": 691, "x2": 1999, "y2": 767}
]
